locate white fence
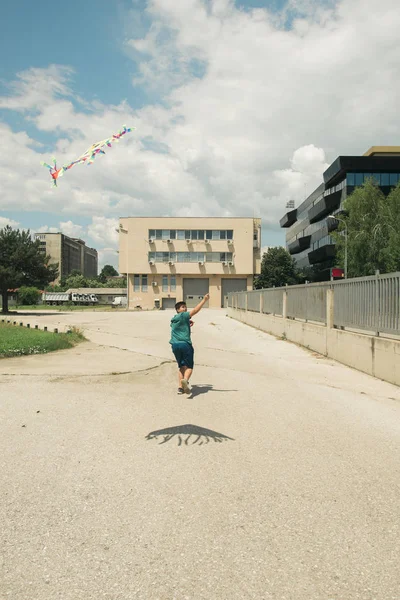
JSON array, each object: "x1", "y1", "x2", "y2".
[{"x1": 227, "y1": 272, "x2": 400, "y2": 337}]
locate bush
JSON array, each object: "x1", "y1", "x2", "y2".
[{"x1": 17, "y1": 286, "x2": 40, "y2": 305}]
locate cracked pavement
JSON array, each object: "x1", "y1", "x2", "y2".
[{"x1": 1, "y1": 309, "x2": 400, "y2": 600}]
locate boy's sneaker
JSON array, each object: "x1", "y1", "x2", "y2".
[
  {"x1": 177, "y1": 387, "x2": 184, "y2": 395},
  {"x1": 181, "y1": 379, "x2": 191, "y2": 394}
]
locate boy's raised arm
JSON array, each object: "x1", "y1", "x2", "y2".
[{"x1": 189, "y1": 293, "x2": 210, "y2": 317}]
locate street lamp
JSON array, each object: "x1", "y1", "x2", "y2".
[
  {"x1": 328, "y1": 214, "x2": 347, "y2": 279},
  {"x1": 117, "y1": 225, "x2": 129, "y2": 309}
]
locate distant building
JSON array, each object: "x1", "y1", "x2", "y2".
[
  {"x1": 34, "y1": 233, "x2": 98, "y2": 283},
  {"x1": 280, "y1": 146, "x2": 400, "y2": 280},
  {"x1": 118, "y1": 217, "x2": 261, "y2": 309}
]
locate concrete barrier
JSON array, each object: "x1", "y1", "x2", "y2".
[{"x1": 227, "y1": 307, "x2": 400, "y2": 387}]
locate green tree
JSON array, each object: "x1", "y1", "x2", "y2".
[
  {"x1": 17, "y1": 286, "x2": 41, "y2": 306},
  {"x1": 0, "y1": 226, "x2": 58, "y2": 313},
  {"x1": 100, "y1": 264, "x2": 119, "y2": 278},
  {"x1": 106, "y1": 277, "x2": 127, "y2": 288},
  {"x1": 254, "y1": 247, "x2": 299, "y2": 289},
  {"x1": 333, "y1": 179, "x2": 392, "y2": 277},
  {"x1": 386, "y1": 182, "x2": 400, "y2": 272},
  {"x1": 65, "y1": 274, "x2": 87, "y2": 289},
  {"x1": 84, "y1": 278, "x2": 101, "y2": 288}
]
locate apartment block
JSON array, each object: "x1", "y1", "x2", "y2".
[
  {"x1": 34, "y1": 232, "x2": 98, "y2": 283},
  {"x1": 280, "y1": 146, "x2": 400, "y2": 280},
  {"x1": 118, "y1": 217, "x2": 261, "y2": 309}
]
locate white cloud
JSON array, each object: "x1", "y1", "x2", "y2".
[
  {"x1": 97, "y1": 247, "x2": 119, "y2": 271},
  {"x1": 36, "y1": 225, "x2": 60, "y2": 234},
  {"x1": 0, "y1": 217, "x2": 20, "y2": 229},
  {"x1": 58, "y1": 220, "x2": 85, "y2": 238},
  {"x1": 1, "y1": 0, "x2": 400, "y2": 262},
  {"x1": 0, "y1": 65, "x2": 73, "y2": 114},
  {"x1": 87, "y1": 216, "x2": 119, "y2": 247}
]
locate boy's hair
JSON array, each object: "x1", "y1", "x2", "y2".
[{"x1": 175, "y1": 301, "x2": 187, "y2": 312}]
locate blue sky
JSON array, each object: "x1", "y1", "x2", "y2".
[{"x1": 1, "y1": 0, "x2": 399, "y2": 268}]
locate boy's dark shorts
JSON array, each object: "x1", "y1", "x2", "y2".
[{"x1": 171, "y1": 342, "x2": 194, "y2": 369}]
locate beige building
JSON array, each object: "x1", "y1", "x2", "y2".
[
  {"x1": 34, "y1": 233, "x2": 98, "y2": 283},
  {"x1": 118, "y1": 217, "x2": 261, "y2": 310}
]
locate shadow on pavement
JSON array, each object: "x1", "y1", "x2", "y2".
[
  {"x1": 146, "y1": 424, "x2": 235, "y2": 446},
  {"x1": 190, "y1": 384, "x2": 238, "y2": 398}
]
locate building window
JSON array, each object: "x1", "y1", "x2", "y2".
[
  {"x1": 149, "y1": 229, "x2": 234, "y2": 241},
  {"x1": 170, "y1": 275, "x2": 176, "y2": 291},
  {"x1": 148, "y1": 251, "x2": 232, "y2": 263},
  {"x1": 134, "y1": 275, "x2": 140, "y2": 292},
  {"x1": 355, "y1": 173, "x2": 363, "y2": 186},
  {"x1": 162, "y1": 275, "x2": 168, "y2": 292},
  {"x1": 141, "y1": 275, "x2": 148, "y2": 292},
  {"x1": 346, "y1": 172, "x2": 400, "y2": 188},
  {"x1": 381, "y1": 173, "x2": 390, "y2": 185}
]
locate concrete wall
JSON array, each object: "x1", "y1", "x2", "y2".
[{"x1": 227, "y1": 308, "x2": 400, "y2": 387}]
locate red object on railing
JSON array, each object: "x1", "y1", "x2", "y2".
[{"x1": 331, "y1": 268, "x2": 344, "y2": 279}]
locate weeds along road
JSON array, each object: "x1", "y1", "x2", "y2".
[{"x1": 1, "y1": 309, "x2": 400, "y2": 600}]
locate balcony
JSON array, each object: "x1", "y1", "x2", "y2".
[
  {"x1": 308, "y1": 244, "x2": 336, "y2": 264},
  {"x1": 308, "y1": 191, "x2": 341, "y2": 224},
  {"x1": 279, "y1": 209, "x2": 297, "y2": 228},
  {"x1": 287, "y1": 235, "x2": 311, "y2": 255}
]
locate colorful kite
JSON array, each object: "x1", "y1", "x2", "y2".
[{"x1": 41, "y1": 125, "x2": 133, "y2": 187}]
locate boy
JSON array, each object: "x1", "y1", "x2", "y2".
[{"x1": 170, "y1": 293, "x2": 210, "y2": 394}]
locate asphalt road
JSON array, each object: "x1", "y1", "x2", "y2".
[{"x1": 1, "y1": 309, "x2": 399, "y2": 600}]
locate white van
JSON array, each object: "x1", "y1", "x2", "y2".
[{"x1": 111, "y1": 296, "x2": 127, "y2": 308}]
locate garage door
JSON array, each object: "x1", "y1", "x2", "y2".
[
  {"x1": 162, "y1": 297, "x2": 176, "y2": 309},
  {"x1": 183, "y1": 278, "x2": 209, "y2": 308},
  {"x1": 221, "y1": 278, "x2": 247, "y2": 307}
]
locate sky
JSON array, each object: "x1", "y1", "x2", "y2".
[{"x1": 1, "y1": 0, "x2": 400, "y2": 270}]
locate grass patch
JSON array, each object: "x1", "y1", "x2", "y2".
[{"x1": 0, "y1": 322, "x2": 85, "y2": 358}]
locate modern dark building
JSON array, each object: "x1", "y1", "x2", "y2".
[{"x1": 280, "y1": 146, "x2": 400, "y2": 280}]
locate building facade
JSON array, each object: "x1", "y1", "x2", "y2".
[
  {"x1": 118, "y1": 217, "x2": 261, "y2": 309},
  {"x1": 34, "y1": 233, "x2": 98, "y2": 283},
  {"x1": 280, "y1": 146, "x2": 400, "y2": 280}
]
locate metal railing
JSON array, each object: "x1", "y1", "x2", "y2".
[
  {"x1": 227, "y1": 272, "x2": 400, "y2": 337},
  {"x1": 333, "y1": 272, "x2": 400, "y2": 334},
  {"x1": 286, "y1": 284, "x2": 327, "y2": 323}
]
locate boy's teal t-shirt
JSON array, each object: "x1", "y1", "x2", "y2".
[{"x1": 170, "y1": 311, "x2": 192, "y2": 344}]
